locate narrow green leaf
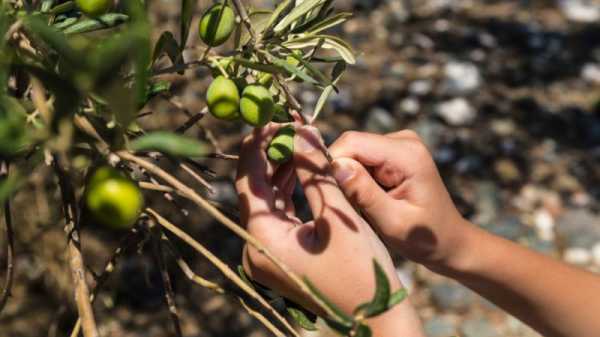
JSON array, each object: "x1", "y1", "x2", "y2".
[
  {"x1": 49, "y1": 1, "x2": 75, "y2": 15},
  {"x1": 284, "y1": 34, "x2": 356, "y2": 64},
  {"x1": 272, "y1": 57, "x2": 318, "y2": 85},
  {"x1": 324, "y1": 318, "x2": 352, "y2": 335},
  {"x1": 23, "y1": 16, "x2": 82, "y2": 67},
  {"x1": 355, "y1": 260, "x2": 391, "y2": 318},
  {"x1": 232, "y1": 57, "x2": 284, "y2": 74},
  {"x1": 287, "y1": 50, "x2": 332, "y2": 87},
  {"x1": 240, "y1": 10, "x2": 273, "y2": 45},
  {"x1": 388, "y1": 288, "x2": 408, "y2": 308},
  {"x1": 355, "y1": 324, "x2": 373, "y2": 337},
  {"x1": 305, "y1": 12, "x2": 352, "y2": 35},
  {"x1": 53, "y1": 17, "x2": 78, "y2": 30},
  {"x1": 264, "y1": 0, "x2": 293, "y2": 33},
  {"x1": 287, "y1": 307, "x2": 317, "y2": 331},
  {"x1": 40, "y1": 0, "x2": 56, "y2": 13},
  {"x1": 180, "y1": 0, "x2": 195, "y2": 50},
  {"x1": 152, "y1": 31, "x2": 181, "y2": 67},
  {"x1": 303, "y1": 277, "x2": 353, "y2": 326},
  {"x1": 312, "y1": 61, "x2": 345, "y2": 121},
  {"x1": 63, "y1": 13, "x2": 129, "y2": 34},
  {"x1": 131, "y1": 132, "x2": 210, "y2": 158},
  {"x1": 273, "y1": 0, "x2": 326, "y2": 34},
  {"x1": 236, "y1": 265, "x2": 254, "y2": 289}
]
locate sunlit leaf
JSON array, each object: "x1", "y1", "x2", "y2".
[
  {"x1": 312, "y1": 61, "x2": 345, "y2": 121},
  {"x1": 287, "y1": 307, "x2": 317, "y2": 331},
  {"x1": 274, "y1": 0, "x2": 326, "y2": 34},
  {"x1": 388, "y1": 288, "x2": 408, "y2": 308},
  {"x1": 131, "y1": 132, "x2": 210, "y2": 158},
  {"x1": 304, "y1": 277, "x2": 353, "y2": 326},
  {"x1": 272, "y1": 56, "x2": 318, "y2": 85}
]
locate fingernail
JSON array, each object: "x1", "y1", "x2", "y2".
[
  {"x1": 295, "y1": 126, "x2": 322, "y2": 153},
  {"x1": 332, "y1": 159, "x2": 355, "y2": 185}
]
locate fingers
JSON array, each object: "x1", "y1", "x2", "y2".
[
  {"x1": 293, "y1": 126, "x2": 357, "y2": 228},
  {"x1": 329, "y1": 131, "x2": 397, "y2": 167},
  {"x1": 331, "y1": 157, "x2": 397, "y2": 227},
  {"x1": 236, "y1": 125, "x2": 288, "y2": 231}
]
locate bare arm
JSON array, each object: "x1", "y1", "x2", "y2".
[{"x1": 329, "y1": 130, "x2": 600, "y2": 337}]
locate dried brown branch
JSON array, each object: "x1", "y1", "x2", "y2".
[
  {"x1": 146, "y1": 208, "x2": 296, "y2": 337},
  {"x1": 0, "y1": 162, "x2": 15, "y2": 314},
  {"x1": 150, "y1": 225, "x2": 183, "y2": 337},
  {"x1": 69, "y1": 229, "x2": 142, "y2": 337},
  {"x1": 53, "y1": 157, "x2": 100, "y2": 337}
]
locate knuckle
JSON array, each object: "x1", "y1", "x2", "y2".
[
  {"x1": 401, "y1": 129, "x2": 420, "y2": 140},
  {"x1": 331, "y1": 131, "x2": 360, "y2": 155}
]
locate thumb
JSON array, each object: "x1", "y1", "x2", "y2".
[{"x1": 331, "y1": 157, "x2": 396, "y2": 227}]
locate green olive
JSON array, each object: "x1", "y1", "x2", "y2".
[
  {"x1": 257, "y1": 73, "x2": 273, "y2": 87},
  {"x1": 75, "y1": 0, "x2": 112, "y2": 17},
  {"x1": 207, "y1": 76, "x2": 240, "y2": 121},
  {"x1": 86, "y1": 166, "x2": 143, "y2": 230},
  {"x1": 272, "y1": 103, "x2": 293, "y2": 123},
  {"x1": 199, "y1": 4, "x2": 236, "y2": 47},
  {"x1": 240, "y1": 85, "x2": 274, "y2": 127},
  {"x1": 267, "y1": 126, "x2": 295, "y2": 163}
]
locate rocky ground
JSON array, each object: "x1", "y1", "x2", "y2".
[{"x1": 1, "y1": 0, "x2": 599, "y2": 337}]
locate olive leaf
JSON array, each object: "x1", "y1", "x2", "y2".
[
  {"x1": 236, "y1": 265, "x2": 255, "y2": 289},
  {"x1": 152, "y1": 31, "x2": 181, "y2": 68},
  {"x1": 305, "y1": 12, "x2": 352, "y2": 35},
  {"x1": 49, "y1": 1, "x2": 76, "y2": 15},
  {"x1": 264, "y1": 0, "x2": 293, "y2": 35},
  {"x1": 180, "y1": 0, "x2": 195, "y2": 50},
  {"x1": 273, "y1": 0, "x2": 327, "y2": 34},
  {"x1": 232, "y1": 57, "x2": 283, "y2": 74},
  {"x1": 284, "y1": 34, "x2": 356, "y2": 64},
  {"x1": 354, "y1": 259, "x2": 391, "y2": 318},
  {"x1": 40, "y1": 0, "x2": 55, "y2": 13},
  {"x1": 131, "y1": 132, "x2": 210, "y2": 158},
  {"x1": 63, "y1": 14, "x2": 130, "y2": 34},
  {"x1": 53, "y1": 17, "x2": 78, "y2": 30},
  {"x1": 271, "y1": 56, "x2": 319, "y2": 85},
  {"x1": 354, "y1": 324, "x2": 373, "y2": 337},
  {"x1": 312, "y1": 60, "x2": 345, "y2": 121},
  {"x1": 388, "y1": 288, "x2": 408, "y2": 308},
  {"x1": 287, "y1": 307, "x2": 318, "y2": 331}
]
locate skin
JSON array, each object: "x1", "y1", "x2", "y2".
[
  {"x1": 236, "y1": 125, "x2": 425, "y2": 337},
  {"x1": 328, "y1": 130, "x2": 600, "y2": 337}
]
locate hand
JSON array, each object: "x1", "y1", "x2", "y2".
[
  {"x1": 236, "y1": 125, "x2": 424, "y2": 336},
  {"x1": 329, "y1": 130, "x2": 475, "y2": 273}
]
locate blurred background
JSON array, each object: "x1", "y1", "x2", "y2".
[{"x1": 1, "y1": 0, "x2": 599, "y2": 336}]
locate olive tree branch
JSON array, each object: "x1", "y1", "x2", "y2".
[
  {"x1": 69, "y1": 228, "x2": 143, "y2": 337},
  {"x1": 0, "y1": 161, "x2": 15, "y2": 314},
  {"x1": 231, "y1": 0, "x2": 256, "y2": 42},
  {"x1": 150, "y1": 223, "x2": 183, "y2": 337},
  {"x1": 53, "y1": 156, "x2": 100, "y2": 337},
  {"x1": 146, "y1": 208, "x2": 294, "y2": 337}
]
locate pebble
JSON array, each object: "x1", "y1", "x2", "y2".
[
  {"x1": 563, "y1": 247, "x2": 592, "y2": 265},
  {"x1": 556, "y1": 209, "x2": 600, "y2": 249},
  {"x1": 494, "y1": 158, "x2": 521, "y2": 184},
  {"x1": 396, "y1": 97, "x2": 420, "y2": 116},
  {"x1": 533, "y1": 208, "x2": 555, "y2": 241},
  {"x1": 442, "y1": 61, "x2": 481, "y2": 95},
  {"x1": 558, "y1": 0, "x2": 600, "y2": 23},
  {"x1": 461, "y1": 318, "x2": 500, "y2": 337},
  {"x1": 582, "y1": 63, "x2": 600, "y2": 84},
  {"x1": 365, "y1": 107, "x2": 397, "y2": 133},
  {"x1": 592, "y1": 243, "x2": 600, "y2": 267},
  {"x1": 408, "y1": 79, "x2": 433, "y2": 96},
  {"x1": 425, "y1": 316, "x2": 457, "y2": 337},
  {"x1": 435, "y1": 98, "x2": 476, "y2": 126},
  {"x1": 430, "y1": 282, "x2": 475, "y2": 311}
]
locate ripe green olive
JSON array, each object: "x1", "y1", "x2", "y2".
[
  {"x1": 272, "y1": 103, "x2": 293, "y2": 123},
  {"x1": 199, "y1": 4, "x2": 236, "y2": 47},
  {"x1": 240, "y1": 85, "x2": 274, "y2": 127},
  {"x1": 267, "y1": 126, "x2": 295, "y2": 163},
  {"x1": 86, "y1": 166, "x2": 143, "y2": 230},
  {"x1": 257, "y1": 72, "x2": 273, "y2": 87},
  {"x1": 207, "y1": 76, "x2": 240, "y2": 121},
  {"x1": 75, "y1": 0, "x2": 112, "y2": 17}
]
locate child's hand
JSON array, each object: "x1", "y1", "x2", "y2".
[
  {"x1": 329, "y1": 130, "x2": 473, "y2": 273},
  {"x1": 236, "y1": 125, "x2": 424, "y2": 336}
]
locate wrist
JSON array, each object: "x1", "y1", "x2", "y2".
[{"x1": 367, "y1": 295, "x2": 425, "y2": 337}]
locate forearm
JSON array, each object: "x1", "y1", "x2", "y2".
[
  {"x1": 369, "y1": 298, "x2": 426, "y2": 337},
  {"x1": 443, "y1": 221, "x2": 600, "y2": 337}
]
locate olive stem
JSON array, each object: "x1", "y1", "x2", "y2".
[{"x1": 0, "y1": 161, "x2": 15, "y2": 314}]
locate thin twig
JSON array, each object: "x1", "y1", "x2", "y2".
[
  {"x1": 119, "y1": 152, "x2": 337, "y2": 321},
  {"x1": 150, "y1": 225, "x2": 183, "y2": 337},
  {"x1": 174, "y1": 107, "x2": 208, "y2": 134},
  {"x1": 146, "y1": 208, "x2": 296, "y2": 337},
  {"x1": 69, "y1": 229, "x2": 142, "y2": 337},
  {"x1": 0, "y1": 162, "x2": 15, "y2": 314},
  {"x1": 231, "y1": 0, "x2": 256, "y2": 41},
  {"x1": 53, "y1": 156, "x2": 100, "y2": 337}
]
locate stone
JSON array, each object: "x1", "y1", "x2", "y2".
[
  {"x1": 396, "y1": 97, "x2": 420, "y2": 116},
  {"x1": 442, "y1": 61, "x2": 481, "y2": 95},
  {"x1": 435, "y1": 98, "x2": 476, "y2": 126},
  {"x1": 563, "y1": 247, "x2": 592, "y2": 265},
  {"x1": 365, "y1": 107, "x2": 397, "y2": 133},
  {"x1": 582, "y1": 63, "x2": 600, "y2": 84},
  {"x1": 556, "y1": 209, "x2": 600, "y2": 249},
  {"x1": 559, "y1": 0, "x2": 600, "y2": 23},
  {"x1": 533, "y1": 208, "x2": 555, "y2": 241},
  {"x1": 408, "y1": 79, "x2": 433, "y2": 96},
  {"x1": 461, "y1": 318, "x2": 500, "y2": 337},
  {"x1": 484, "y1": 216, "x2": 530, "y2": 242},
  {"x1": 592, "y1": 243, "x2": 600, "y2": 267},
  {"x1": 424, "y1": 316, "x2": 457, "y2": 337},
  {"x1": 494, "y1": 159, "x2": 521, "y2": 184},
  {"x1": 430, "y1": 282, "x2": 475, "y2": 311}
]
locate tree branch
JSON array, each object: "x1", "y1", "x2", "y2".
[{"x1": 0, "y1": 161, "x2": 15, "y2": 314}]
